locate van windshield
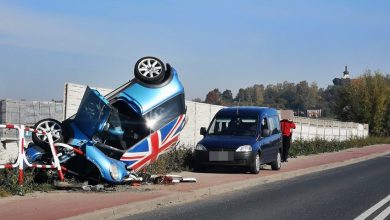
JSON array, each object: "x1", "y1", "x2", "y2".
[{"x1": 207, "y1": 116, "x2": 258, "y2": 137}]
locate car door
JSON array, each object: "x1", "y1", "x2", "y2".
[
  {"x1": 268, "y1": 116, "x2": 282, "y2": 161},
  {"x1": 259, "y1": 116, "x2": 273, "y2": 163}
]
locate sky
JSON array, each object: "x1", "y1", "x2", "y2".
[{"x1": 0, "y1": 0, "x2": 389, "y2": 101}]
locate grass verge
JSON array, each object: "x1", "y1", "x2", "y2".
[
  {"x1": 0, "y1": 168, "x2": 53, "y2": 197},
  {"x1": 141, "y1": 146, "x2": 193, "y2": 175},
  {"x1": 289, "y1": 136, "x2": 390, "y2": 157}
]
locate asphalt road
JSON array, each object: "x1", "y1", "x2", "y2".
[{"x1": 125, "y1": 154, "x2": 390, "y2": 220}]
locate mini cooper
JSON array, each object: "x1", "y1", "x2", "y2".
[{"x1": 26, "y1": 56, "x2": 187, "y2": 183}]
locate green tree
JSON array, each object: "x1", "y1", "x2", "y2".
[
  {"x1": 252, "y1": 84, "x2": 265, "y2": 106},
  {"x1": 232, "y1": 85, "x2": 265, "y2": 106},
  {"x1": 205, "y1": 88, "x2": 222, "y2": 105},
  {"x1": 333, "y1": 70, "x2": 390, "y2": 135},
  {"x1": 221, "y1": 89, "x2": 233, "y2": 105}
]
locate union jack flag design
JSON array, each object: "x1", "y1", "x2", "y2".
[{"x1": 120, "y1": 114, "x2": 186, "y2": 171}]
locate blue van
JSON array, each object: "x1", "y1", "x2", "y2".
[{"x1": 194, "y1": 107, "x2": 282, "y2": 174}]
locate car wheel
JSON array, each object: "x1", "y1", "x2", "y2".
[
  {"x1": 32, "y1": 118, "x2": 64, "y2": 150},
  {"x1": 134, "y1": 56, "x2": 166, "y2": 84},
  {"x1": 271, "y1": 151, "x2": 282, "y2": 170},
  {"x1": 250, "y1": 153, "x2": 261, "y2": 174}
]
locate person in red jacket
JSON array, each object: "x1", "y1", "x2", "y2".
[{"x1": 280, "y1": 119, "x2": 296, "y2": 162}]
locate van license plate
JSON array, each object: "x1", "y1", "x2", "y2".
[{"x1": 209, "y1": 151, "x2": 232, "y2": 161}]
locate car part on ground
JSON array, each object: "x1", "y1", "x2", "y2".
[{"x1": 52, "y1": 174, "x2": 196, "y2": 191}]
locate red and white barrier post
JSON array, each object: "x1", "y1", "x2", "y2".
[{"x1": 0, "y1": 124, "x2": 65, "y2": 185}]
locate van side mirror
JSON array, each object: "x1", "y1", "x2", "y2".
[
  {"x1": 200, "y1": 127, "x2": 207, "y2": 136},
  {"x1": 262, "y1": 129, "x2": 270, "y2": 137}
]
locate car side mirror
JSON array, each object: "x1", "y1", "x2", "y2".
[
  {"x1": 262, "y1": 129, "x2": 270, "y2": 137},
  {"x1": 200, "y1": 127, "x2": 207, "y2": 136}
]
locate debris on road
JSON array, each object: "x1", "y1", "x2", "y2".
[
  {"x1": 150, "y1": 174, "x2": 196, "y2": 185},
  {"x1": 53, "y1": 180, "x2": 89, "y2": 189},
  {"x1": 181, "y1": 177, "x2": 197, "y2": 183},
  {"x1": 52, "y1": 172, "x2": 197, "y2": 192}
]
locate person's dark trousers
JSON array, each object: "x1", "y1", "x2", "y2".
[{"x1": 282, "y1": 135, "x2": 292, "y2": 162}]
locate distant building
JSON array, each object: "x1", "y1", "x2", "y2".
[
  {"x1": 293, "y1": 110, "x2": 306, "y2": 117},
  {"x1": 307, "y1": 109, "x2": 322, "y2": 118},
  {"x1": 333, "y1": 66, "x2": 351, "y2": 86}
]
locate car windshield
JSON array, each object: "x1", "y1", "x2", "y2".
[
  {"x1": 96, "y1": 100, "x2": 150, "y2": 150},
  {"x1": 207, "y1": 116, "x2": 258, "y2": 137}
]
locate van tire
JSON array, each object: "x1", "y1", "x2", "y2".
[
  {"x1": 250, "y1": 153, "x2": 261, "y2": 174},
  {"x1": 271, "y1": 151, "x2": 282, "y2": 170}
]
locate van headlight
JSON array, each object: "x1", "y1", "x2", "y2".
[
  {"x1": 195, "y1": 144, "x2": 207, "y2": 151},
  {"x1": 109, "y1": 163, "x2": 121, "y2": 182},
  {"x1": 236, "y1": 145, "x2": 252, "y2": 152}
]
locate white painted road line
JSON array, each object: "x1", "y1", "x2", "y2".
[
  {"x1": 355, "y1": 194, "x2": 390, "y2": 220},
  {"x1": 373, "y1": 204, "x2": 390, "y2": 220}
]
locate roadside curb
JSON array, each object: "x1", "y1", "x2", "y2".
[{"x1": 65, "y1": 147, "x2": 390, "y2": 220}]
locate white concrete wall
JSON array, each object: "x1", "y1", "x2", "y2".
[
  {"x1": 0, "y1": 142, "x2": 18, "y2": 164},
  {"x1": 63, "y1": 83, "x2": 369, "y2": 147},
  {"x1": 292, "y1": 117, "x2": 368, "y2": 141}
]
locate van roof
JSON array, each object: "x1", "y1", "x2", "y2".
[{"x1": 216, "y1": 106, "x2": 279, "y2": 117}]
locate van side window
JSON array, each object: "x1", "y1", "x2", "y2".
[
  {"x1": 268, "y1": 116, "x2": 280, "y2": 134},
  {"x1": 265, "y1": 116, "x2": 280, "y2": 135},
  {"x1": 272, "y1": 116, "x2": 281, "y2": 134},
  {"x1": 268, "y1": 117, "x2": 275, "y2": 134},
  {"x1": 261, "y1": 117, "x2": 269, "y2": 131}
]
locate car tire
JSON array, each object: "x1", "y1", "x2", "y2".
[
  {"x1": 250, "y1": 153, "x2": 261, "y2": 174},
  {"x1": 32, "y1": 118, "x2": 64, "y2": 150},
  {"x1": 134, "y1": 56, "x2": 166, "y2": 84},
  {"x1": 271, "y1": 151, "x2": 282, "y2": 170}
]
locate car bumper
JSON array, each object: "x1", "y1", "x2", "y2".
[{"x1": 194, "y1": 150, "x2": 255, "y2": 166}]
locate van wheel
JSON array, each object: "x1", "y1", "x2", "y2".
[
  {"x1": 271, "y1": 151, "x2": 282, "y2": 170},
  {"x1": 250, "y1": 153, "x2": 261, "y2": 174}
]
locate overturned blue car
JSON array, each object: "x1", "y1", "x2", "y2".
[{"x1": 26, "y1": 57, "x2": 187, "y2": 183}]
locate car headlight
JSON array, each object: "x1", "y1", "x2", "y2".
[
  {"x1": 109, "y1": 163, "x2": 121, "y2": 182},
  {"x1": 236, "y1": 145, "x2": 252, "y2": 152},
  {"x1": 195, "y1": 144, "x2": 207, "y2": 151}
]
